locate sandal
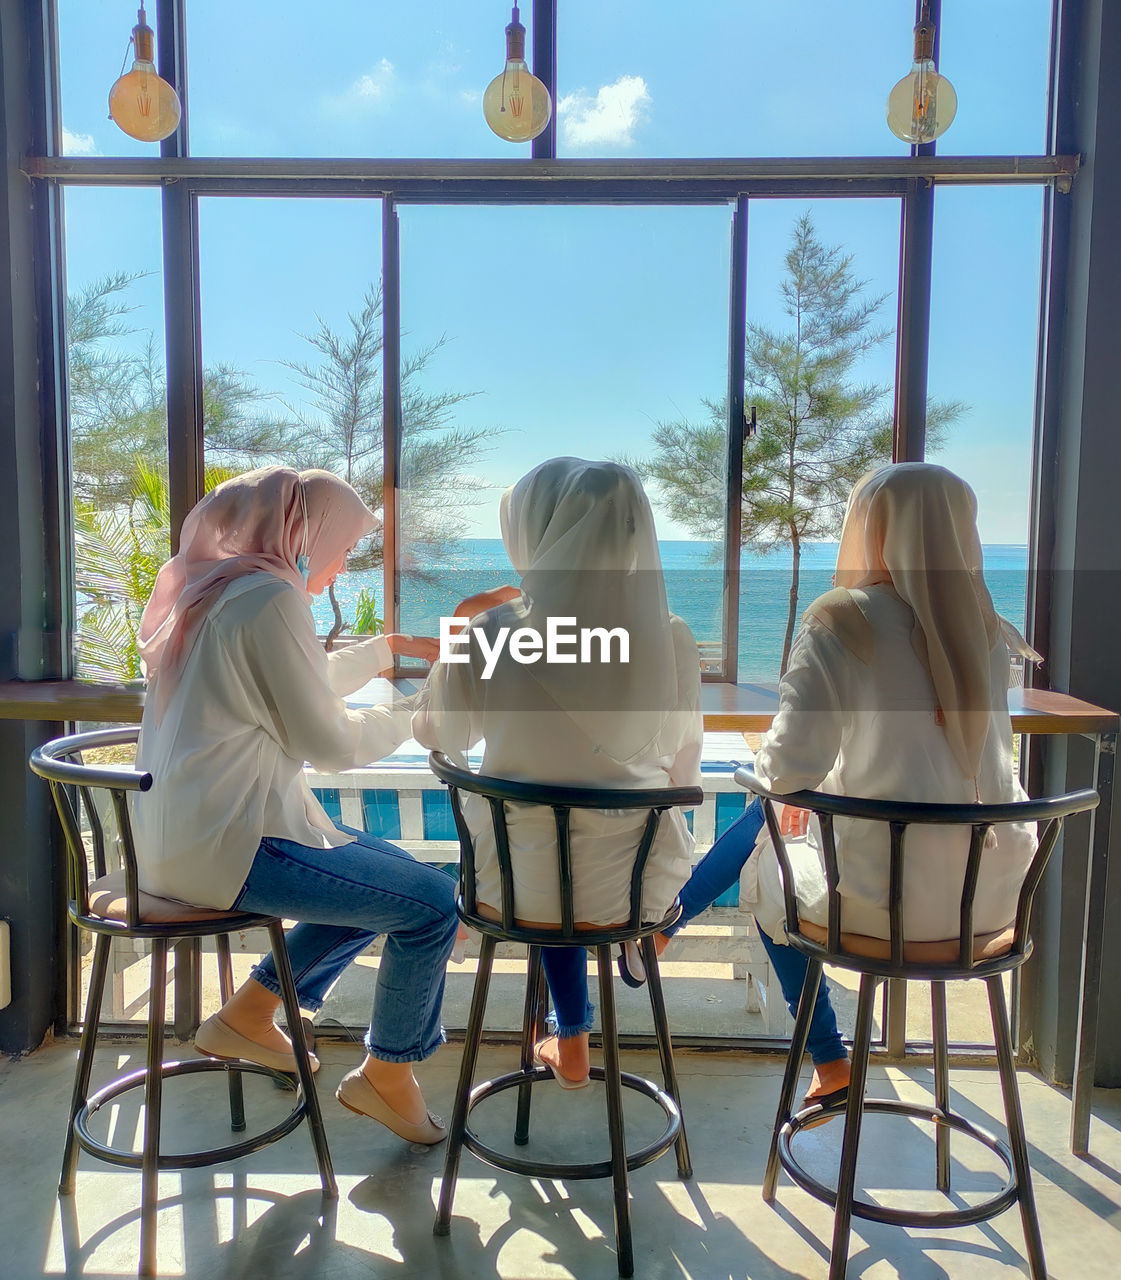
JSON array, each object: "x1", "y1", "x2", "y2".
[
  {"x1": 800, "y1": 1084, "x2": 849, "y2": 1111},
  {"x1": 533, "y1": 1037, "x2": 591, "y2": 1090},
  {"x1": 617, "y1": 940, "x2": 646, "y2": 988}
]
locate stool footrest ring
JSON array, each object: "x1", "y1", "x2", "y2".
[
  {"x1": 778, "y1": 1097, "x2": 1020, "y2": 1228},
  {"x1": 461, "y1": 1066, "x2": 683, "y2": 1182},
  {"x1": 74, "y1": 1057, "x2": 310, "y2": 1172}
]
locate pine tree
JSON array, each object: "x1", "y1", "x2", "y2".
[{"x1": 637, "y1": 214, "x2": 961, "y2": 672}]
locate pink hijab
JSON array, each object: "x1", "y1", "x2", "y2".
[{"x1": 138, "y1": 467, "x2": 377, "y2": 721}]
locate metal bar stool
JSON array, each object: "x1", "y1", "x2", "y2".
[
  {"x1": 428, "y1": 750, "x2": 703, "y2": 1278},
  {"x1": 737, "y1": 764, "x2": 1099, "y2": 1280},
  {"x1": 30, "y1": 727, "x2": 337, "y2": 1277}
]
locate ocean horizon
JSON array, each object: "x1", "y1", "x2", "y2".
[{"x1": 317, "y1": 539, "x2": 1030, "y2": 685}]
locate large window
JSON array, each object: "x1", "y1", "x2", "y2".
[{"x1": 40, "y1": 0, "x2": 1065, "y2": 1046}]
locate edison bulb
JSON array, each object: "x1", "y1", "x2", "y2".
[
  {"x1": 108, "y1": 6, "x2": 181, "y2": 143},
  {"x1": 109, "y1": 63, "x2": 181, "y2": 142},
  {"x1": 483, "y1": 62, "x2": 551, "y2": 142},
  {"x1": 886, "y1": 60, "x2": 957, "y2": 144},
  {"x1": 483, "y1": 4, "x2": 551, "y2": 144}
]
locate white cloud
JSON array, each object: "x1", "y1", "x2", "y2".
[
  {"x1": 341, "y1": 58, "x2": 396, "y2": 107},
  {"x1": 62, "y1": 128, "x2": 98, "y2": 155},
  {"x1": 558, "y1": 75, "x2": 650, "y2": 149}
]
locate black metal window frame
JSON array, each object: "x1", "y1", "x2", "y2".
[
  {"x1": 29, "y1": 0, "x2": 1075, "y2": 682},
  {"x1": 26, "y1": 0, "x2": 1078, "y2": 1052}
]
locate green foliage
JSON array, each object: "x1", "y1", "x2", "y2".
[
  {"x1": 74, "y1": 460, "x2": 237, "y2": 681},
  {"x1": 633, "y1": 214, "x2": 963, "y2": 672},
  {"x1": 283, "y1": 283, "x2": 503, "y2": 575},
  {"x1": 67, "y1": 274, "x2": 293, "y2": 508},
  {"x1": 69, "y1": 272, "x2": 499, "y2": 672},
  {"x1": 351, "y1": 588, "x2": 384, "y2": 636},
  {"x1": 283, "y1": 282, "x2": 504, "y2": 644},
  {"x1": 73, "y1": 460, "x2": 168, "y2": 680}
]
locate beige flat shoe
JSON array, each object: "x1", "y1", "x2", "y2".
[
  {"x1": 335, "y1": 1068, "x2": 447, "y2": 1145},
  {"x1": 194, "y1": 1012, "x2": 320, "y2": 1075}
]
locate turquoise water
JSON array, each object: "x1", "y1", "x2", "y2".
[{"x1": 318, "y1": 540, "x2": 1029, "y2": 685}]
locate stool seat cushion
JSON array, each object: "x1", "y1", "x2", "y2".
[
  {"x1": 798, "y1": 919, "x2": 1016, "y2": 965},
  {"x1": 88, "y1": 870, "x2": 238, "y2": 924}
]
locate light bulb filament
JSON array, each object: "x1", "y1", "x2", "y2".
[
  {"x1": 508, "y1": 92, "x2": 524, "y2": 118},
  {"x1": 137, "y1": 87, "x2": 152, "y2": 118}
]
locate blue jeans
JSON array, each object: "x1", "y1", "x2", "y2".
[
  {"x1": 233, "y1": 826, "x2": 458, "y2": 1063},
  {"x1": 541, "y1": 947, "x2": 596, "y2": 1038},
  {"x1": 667, "y1": 797, "x2": 846, "y2": 1066}
]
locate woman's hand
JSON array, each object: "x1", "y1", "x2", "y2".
[
  {"x1": 386, "y1": 633, "x2": 440, "y2": 664},
  {"x1": 453, "y1": 585, "x2": 522, "y2": 620},
  {"x1": 776, "y1": 803, "x2": 811, "y2": 837}
]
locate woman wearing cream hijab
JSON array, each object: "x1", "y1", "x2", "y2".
[
  {"x1": 649, "y1": 462, "x2": 1039, "y2": 1109},
  {"x1": 134, "y1": 466, "x2": 456, "y2": 1145},
  {"x1": 414, "y1": 458, "x2": 704, "y2": 1087}
]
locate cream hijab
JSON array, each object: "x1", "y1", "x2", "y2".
[
  {"x1": 827, "y1": 463, "x2": 1039, "y2": 779},
  {"x1": 483, "y1": 457, "x2": 678, "y2": 765},
  {"x1": 138, "y1": 466, "x2": 376, "y2": 721}
]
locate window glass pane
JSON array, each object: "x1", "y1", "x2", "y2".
[
  {"x1": 395, "y1": 203, "x2": 733, "y2": 678},
  {"x1": 738, "y1": 197, "x2": 901, "y2": 682},
  {"x1": 197, "y1": 196, "x2": 383, "y2": 641},
  {"x1": 558, "y1": 0, "x2": 1052, "y2": 160},
  {"x1": 197, "y1": 197, "x2": 391, "y2": 1027},
  {"x1": 64, "y1": 186, "x2": 168, "y2": 1026},
  {"x1": 559, "y1": 0, "x2": 909, "y2": 158},
  {"x1": 56, "y1": 0, "x2": 161, "y2": 157},
  {"x1": 185, "y1": 0, "x2": 514, "y2": 158},
  {"x1": 64, "y1": 187, "x2": 169, "y2": 681},
  {"x1": 927, "y1": 186, "x2": 1044, "y2": 634},
  {"x1": 937, "y1": 0, "x2": 1053, "y2": 156}
]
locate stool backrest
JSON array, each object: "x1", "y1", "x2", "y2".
[
  {"x1": 735, "y1": 764, "x2": 1099, "y2": 974},
  {"x1": 428, "y1": 751, "x2": 703, "y2": 939},
  {"x1": 30, "y1": 727, "x2": 152, "y2": 930}
]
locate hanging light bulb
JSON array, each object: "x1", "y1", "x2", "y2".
[
  {"x1": 886, "y1": 2, "x2": 957, "y2": 144},
  {"x1": 108, "y1": 4, "x2": 182, "y2": 142},
  {"x1": 482, "y1": 4, "x2": 552, "y2": 143}
]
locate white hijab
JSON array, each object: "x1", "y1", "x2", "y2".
[
  {"x1": 830, "y1": 462, "x2": 1039, "y2": 779},
  {"x1": 480, "y1": 457, "x2": 679, "y2": 765}
]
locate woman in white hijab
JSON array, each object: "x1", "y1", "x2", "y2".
[
  {"x1": 413, "y1": 458, "x2": 703, "y2": 1086},
  {"x1": 651, "y1": 462, "x2": 1039, "y2": 1109}
]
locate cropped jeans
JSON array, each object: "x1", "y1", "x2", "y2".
[
  {"x1": 540, "y1": 947, "x2": 596, "y2": 1039},
  {"x1": 232, "y1": 825, "x2": 458, "y2": 1063},
  {"x1": 665, "y1": 797, "x2": 847, "y2": 1066}
]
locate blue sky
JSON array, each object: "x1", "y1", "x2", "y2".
[{"x1": 57, "y1": 1, "x2": 1052, "y2": 542}]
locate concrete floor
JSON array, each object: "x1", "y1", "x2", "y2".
[{"x1": 2, "y1": 1039, "x2": 1120, "y2": 1279}]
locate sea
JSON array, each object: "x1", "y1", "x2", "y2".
[{"x1": 315, "y1": 540, "x2": 1030, "y2": 685}]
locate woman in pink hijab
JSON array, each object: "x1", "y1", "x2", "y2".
[{"x1": 133, "y1": 466, "x2": 456, "y2": 1145}]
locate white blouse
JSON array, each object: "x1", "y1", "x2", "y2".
[
  {"x1": 411, "y1": 612, "x2": 703, "y2": 927},
  {"x1": 745, "y1": 585, "x2": 1037, "y2": 943},
  {"x1": 133, "y1": 573, "x2": 417, "y2": 910}
]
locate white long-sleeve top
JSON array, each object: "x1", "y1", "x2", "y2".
[
  {"x1": 411, "y1": 612, "x2": 703, "y2": 926},
  {"x1": 133, "y1": 572, "x2": 418, "y2": 909},
  {"x1": 745, "y1": 585, "x2": 1037, "y2": 943}
]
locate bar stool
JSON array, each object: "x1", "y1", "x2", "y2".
[
  {"x1": 737, "y1": 764, "x2": 1099, "y2": 1280},
  {"x1": 30, "y1": 727, "x2": 336, "y2": 1277},
  {"x1": 428, "y1": 750, "x2": 703, "y2": 1278}
]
